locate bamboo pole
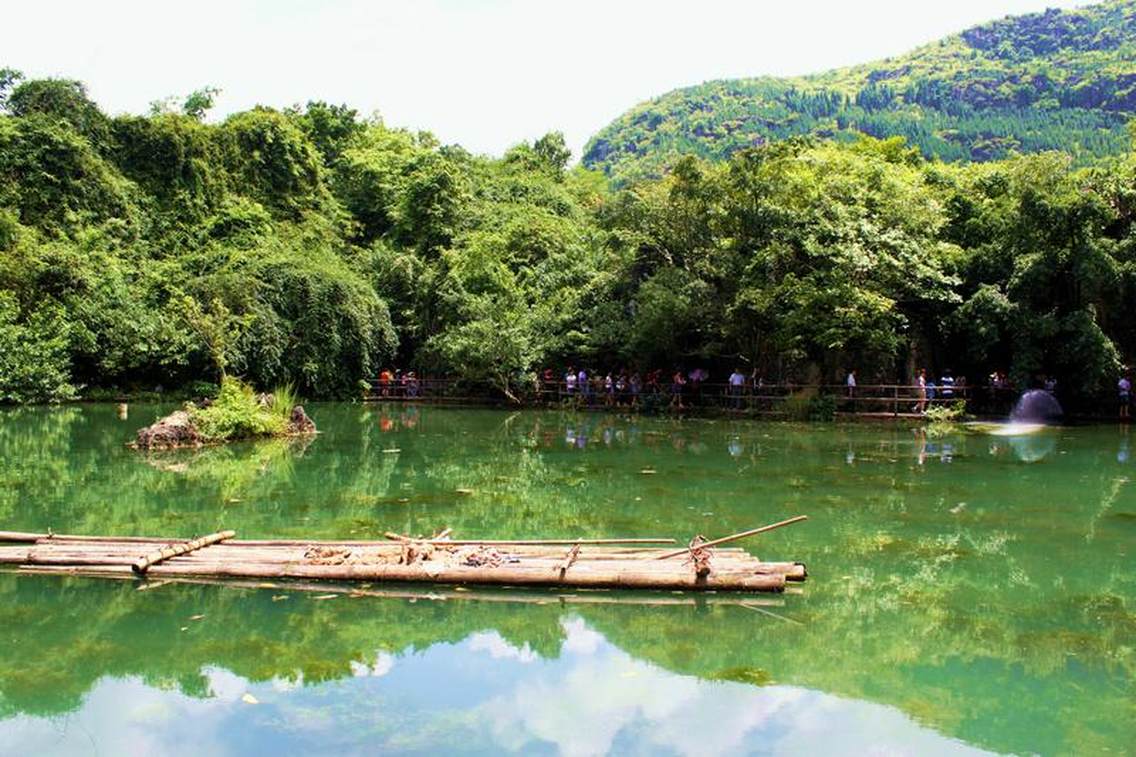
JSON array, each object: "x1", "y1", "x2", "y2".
[
  {"x1": 132, "y1": 530, "x2": 236, "y2": 574},
  {"x1": 151, "y1": 556, "x2": 785, "y2": 575},
  {"x1": 739, "y1": 602, "x2": 804, "y2": 626},
  {"x1": 2, "y1": 533, "x2": 695, "y2": 550},
  {"x1": 656, "y1": 516, "x2": 809, "y2": 560},
  {"x1": 14, "y1": 565, "x2": 789, "y2": 607},
  {"x1": 558, "y1": 544, "x2": 581, "y2": 577},
  {"x1": 10, "y1": 558, "x2": 788, "y2": 591},
  {"x1": 0, "y1": 531, "x2": 185, "y2": 544},
  {"x1": 0, "y1": 547, "x2": 33, "y2": 564},
  {"x1": 0, "y1": 531, "x2": 46, "y2": 543},
  {"x1": 137, "y1": 561, "x2": 790, "y2": 591},
  {"x1": 4, "y1": 545, "x2": 684, "y2": 565},
  {"x1": 208, "y1": 543, "x2": 745, "y2": 558},
  {"x1": 383, "y1": 532, "x2": 677, "y2": 546}
]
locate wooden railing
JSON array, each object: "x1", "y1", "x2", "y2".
[{"x1": 363, "y1": 377, "x2": 1019, "y2": 416}]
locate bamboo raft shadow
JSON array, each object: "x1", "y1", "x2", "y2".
[{"x1": 0, "y1": 516, "x2": 808, "y2": 595}]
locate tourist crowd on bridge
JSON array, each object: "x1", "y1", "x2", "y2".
[
  {"x1": 543, "y1": 366, "x2": 983, "y2": 412},
  {"x1": 370, "y1": 364, "x2": 1135, "y2": 418},
  {"x1": 374, "y1": 368, "x2": 421, "y2": 398}
]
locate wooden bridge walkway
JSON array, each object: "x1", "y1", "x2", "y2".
[{"x1": 361, "y1": 378, "x2": 1004, "y2": 419}]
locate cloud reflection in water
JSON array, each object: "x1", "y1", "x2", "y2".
[{"x1": 2, "y1": 618, "x2": 990, "y2": 756}]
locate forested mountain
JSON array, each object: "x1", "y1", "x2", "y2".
[{"x1": 584, "y1": 0, "x2": 1136, "y2": 183}]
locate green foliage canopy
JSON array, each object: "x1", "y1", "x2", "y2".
[{"x1": 0, "y1": 60, "x2": 1133, "y2": 408}]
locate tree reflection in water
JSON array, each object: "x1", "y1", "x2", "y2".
[{"x1": 0, "y1": 404, "x2": 1132, "y2": 754}]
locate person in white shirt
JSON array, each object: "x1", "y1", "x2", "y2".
[
  {"x1": 846, "y1": 370, "x2": 857, "y2": 398},
  {"x1": 1120, "y1": 374, "x2": 1131, "y2": 419},
  {"x1": 728, "y1": 368, "x2": 746, "y2": 409},
  {"x1": 940, "y1": 369, "x2": 955, "y2": 399}
]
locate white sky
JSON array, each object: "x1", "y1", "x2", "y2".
[{"x1": 4, "y1": 0, "x2": 1087, "y2": 159}]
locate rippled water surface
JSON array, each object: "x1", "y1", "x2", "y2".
[{"x1": 0, "y1": 404, "x2": 1133, "y2": 755}]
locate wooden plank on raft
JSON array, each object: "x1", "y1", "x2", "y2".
[{"x1": 132, "y1": 530, "x2": 236, "y2": 574}]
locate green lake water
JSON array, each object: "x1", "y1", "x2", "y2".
[{"x1": 0, "y1": 403, "x2": 1133, "y2": 755}]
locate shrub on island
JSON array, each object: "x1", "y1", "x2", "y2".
[{"x1": 134, "y1": 377, "x2": 315, "y2": 449}]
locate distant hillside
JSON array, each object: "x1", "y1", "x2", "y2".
[{"x1": 583, "y1": 0, "x2": 1136, "y2": 182}]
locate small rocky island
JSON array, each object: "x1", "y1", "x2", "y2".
[{"x1": 134, "y1": 378, "x2": 316, "y2": 450}]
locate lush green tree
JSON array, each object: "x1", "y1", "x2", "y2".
[
  {"x1": 179, "y1": 227, "x2": 397, "y2": 396},
  {"x1": 0, "y1": 116, "x2": 137, "y2": 235},
  {"x1": 942, "y1": 153, "x2": 1124, "y2": 396},
  {"x1": 291, "y1": 100, "x2": 365, "y2": 168},
  {"x1": 0, "y1": 291, "x2": 76, "y2": 402},
  {"x1": 335, "y1": 123, "x2": 426, "y2": 243},
  {"x1": 0, "y1": 67, "x2": 23, "y2": 110},
  {"x1": 505, "y1": 131, "x2": 572, "y2": 179},
  {"x1": 218, "y1": 107, "x2": 328, "y2": 218},
  {"x1": 726, "y1": 140, "x2": 960, "y2": 376},
  {"x1": 0, "y1": 87, "x2": 399, "y2": 400},
  {"x1": 110, "y1": 112, "x2": 225, "y2": 234},
  {"x1": 148, "y1": 86, "x2": 219, "y2": 121},
  {"x1": 6, "y1": 77, "x2": 110, "y2": 148},
  {"x1": 182, "y1": 86, "x2": 220, "y2": 121},
  {"x1": 178, "y1": 294, "x2": 246, "y2": 378},
  {"x1": 393, "y1": 151, "x2": 469, "y2": 255}
]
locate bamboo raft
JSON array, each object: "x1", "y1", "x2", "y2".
[{"x1": 0, "y1": 516, "x2": 808, "y2": 594}]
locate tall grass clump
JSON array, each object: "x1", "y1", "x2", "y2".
[
  {"x1": 924, "y1": 400, "x2": 967, "y2": 437},
  {"x1": 269, "y1": 383, "x2": 299, "y2": 426}
]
